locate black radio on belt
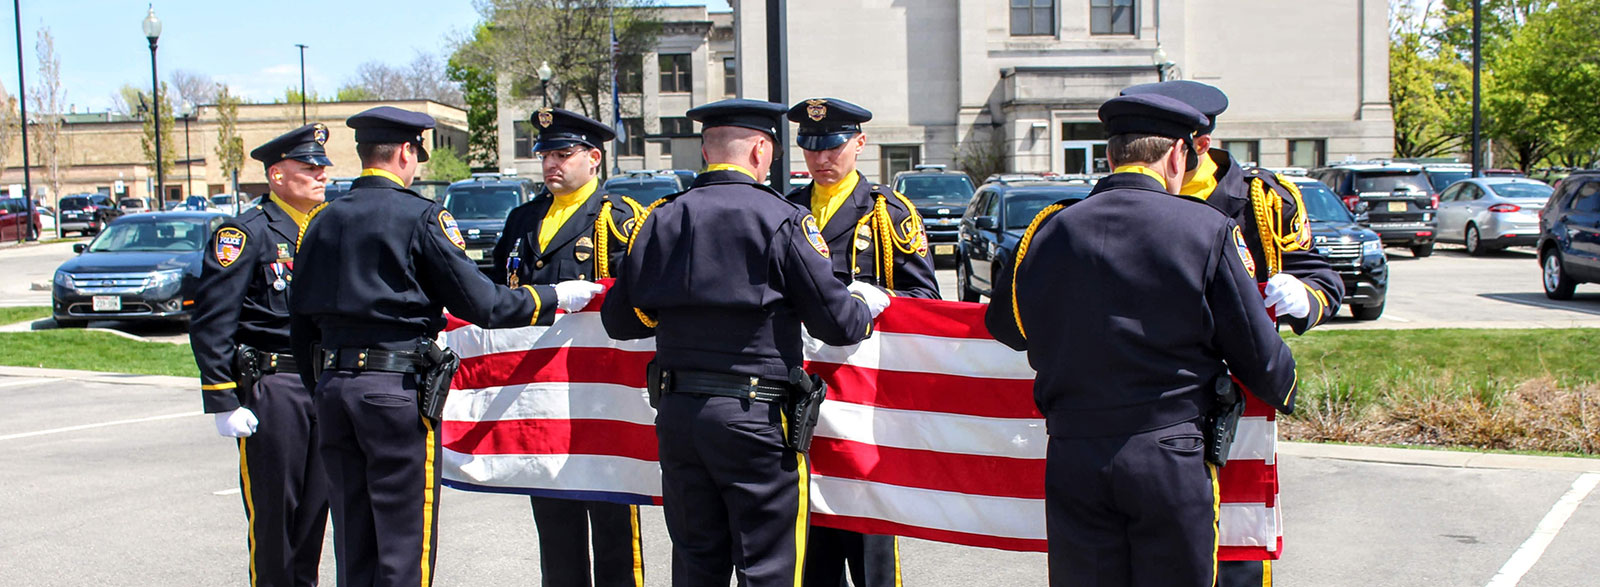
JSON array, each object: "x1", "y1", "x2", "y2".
[{"x1": 1204, "y1": 374, "x2": 1245, "y2": 467}]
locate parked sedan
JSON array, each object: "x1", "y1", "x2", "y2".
[
  {"x1": 1435, "y1": 177, "x2": 1551, "y2": 255},
  {"x1": 955, "y1": 180, "x2": 1092, "y2": 302},
  {"x1": 52, "y1": 211, "x2": 228, "y2": 327}
]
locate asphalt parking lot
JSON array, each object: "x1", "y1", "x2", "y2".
[{"x1": 2, "y1": 367, "x2": 1598, "y2": 586}]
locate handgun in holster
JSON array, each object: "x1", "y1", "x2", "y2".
[
  {"x1": 1204, "y1": 374, "x2": 1246, "y2": 467},
  {"x1": 784, "y1": 366, "x2": 827, "y2": 454},
  {"x1": 233, "y1": 344, "x2": 263, "y2": 403},
  {"x1": 645, "y1": 360, "x2": 665, "y2": 409},
  {"x1": 416, "y1": 341, "x2": 460, "y2": 422}
]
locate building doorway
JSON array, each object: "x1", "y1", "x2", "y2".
[
  {"x1": 1062, "y1": 140, "x2": 1109, "y2": 175},
  {"x1": 880, "y1": 145, "x2": 920, "y2": 183}
]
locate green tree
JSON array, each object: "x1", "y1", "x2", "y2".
[
  {"x1": 213, "y1": 85, "x2": 245, "y2": 188},
  {"x1": 1478, "y1": 0, "x2": 1600, "y2": 170},
  {"x1": 424, "y1": 147, "x2": 472, "y2": 182},
  {"x1": 1389, "y1": 5, "x2": 1471, "y2": 158},
  {"x1": 448, "y1": 24, "x2": 499, "y2": 168},
  {"x1": 336, "y1": 86, "x2": 377, "y2": 101},
  {"x1": 139, "y1": 82, "x2": 177, "y2": 199}
]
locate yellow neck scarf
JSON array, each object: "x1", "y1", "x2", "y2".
[
  {"x1": 360, "y1": 168, "x2": 407, "y2": 187},
  {"x1": 810, "y1": 171, "x2": 861, "y2": 228},
  {"x1": 539, "y1": 177, "x2": 599, "y2": 251},
  {"x1": 270, "y1": 194, "x2": 312, "y2": 230},
  {"x1": 1179, "y1": 154, "x2": 1221, "y2": 200},
  {"x1": 704, "y1": 163, "x2": 757, "y2": 180},
  {"x1": 1114, "y1": 165, "x2": 1171, "y2": 190}
]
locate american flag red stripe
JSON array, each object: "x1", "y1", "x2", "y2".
[{"x1": 439, "y1": 291, "x2": 1283, "y2": 559}]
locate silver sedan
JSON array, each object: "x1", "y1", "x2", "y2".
[{"x1": 1434, "y1": 177, "x2": 1552, "y2": 255}]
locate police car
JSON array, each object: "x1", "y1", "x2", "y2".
[
  {"x1": 1285, "y1": 175, "x2": 1388, "y2": 320},
  {"x1": 442, "y1": 173, "x2": 539, "y2": 269},
  {"x1": 892, "y1": 164, "x2": 977, "y2": 264}
]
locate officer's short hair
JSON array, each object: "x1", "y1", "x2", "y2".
[
  {"x1": 356, "y1": 142, "x2": 403, "y2": 166},
  {"x1": 1106, "y1": 133, "x2": 1178, "y2": 166}
]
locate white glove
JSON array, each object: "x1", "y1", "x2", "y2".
[
  {"x1": 847, "y1": 281, "x2": 891, "y2": 318},
  {"x1": 214, "y1": 407, "x2": 259, "y2": 438},
  {"x1": 1262, "y1": 273, "x2": 1311, "y2": 319},
  {"x1": 553, "y1": 280, "x2": 605, "y2": 312}
]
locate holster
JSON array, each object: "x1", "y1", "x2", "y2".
[
  {"x1": 784, "y1": 366, "x2": 827, "y2": 454},
  {"x1": 1204, "y1": 374, "x2": 1246, "y2": 467},
  {"x1": 646, "y1": 360, "x2": 665, "y2": 409},
  {"x1": 233, "y1": 344, "x2": 262, "y2": 402},
  {"x1": 416, "y1": 341, "x2": 460, "y2": 422}
]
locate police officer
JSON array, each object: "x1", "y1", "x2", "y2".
[
  {"x1": 599, "y1": 98, "x2": 889, "y2": 587},
  {"x1": 984, "y1": 94, "x2": 1298, "y2": 587},
  {"x1": 1121, "y1": 80, "x2": 1343, "y2": 587},
  {"x1": 784, "y1": 97, "x2": 936, "y2": 586},
  {"x1": 289, "y1": 106, "x2": 604, "y2": 587},
  {"x1": 191, "y1": 123, "x2": 334, "y2": 587},
  {"x1": 490, "y1": 107, "x2": 645, "y2": 587}
]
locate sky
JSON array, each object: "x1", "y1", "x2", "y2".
[{"x1": 0, "y1": 0, "x2": 730, "y2": 112}]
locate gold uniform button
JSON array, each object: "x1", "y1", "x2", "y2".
[{"x1": 535, "y1": 260, "x2": 544, "y2": 269}]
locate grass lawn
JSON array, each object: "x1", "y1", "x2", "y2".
[
  {"x1": 0, "y1": 306, "x2": 51, "y2": 326},
  {"x1": 0, "y1": 330, "x2": 197, "y2": 377}
]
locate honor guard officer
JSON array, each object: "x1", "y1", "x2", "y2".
[
  {"x1": 489, "y1": 107, "x2": 646, "y2": 587},
  {"x1": 191, "y1": 123, "x2": 334, "y2": 587},
  {"x1": 599, "y1": 98, "x2": 890, "y2": 587},
  {"x1": 1121, "y1": 80, "x2": 1343, "y2": 587},
  {"x1": 984, "y1": 95, "x2": 1298, "y2": 587},
  {"x1": 784, "y1": 97, "x2": 937, "y2": 586},
  {"x1": 290, "y1": 106, "x2": 603, "y2": 587}
]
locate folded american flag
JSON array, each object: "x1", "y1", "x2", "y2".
[{"x1": 439, "y1": 294, "x2": 1282, "y2": 560}]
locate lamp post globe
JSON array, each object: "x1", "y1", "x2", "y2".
[
  {"x1": 537, "y1": 60, "x2": 554, "y2": 107},
  {"x1": 144, "y1": 5, "x2": 165, "y2": 204}
]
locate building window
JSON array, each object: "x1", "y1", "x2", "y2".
[
  {"x1": 1061, "y1": 122, "x2": 1104, "y2": 141},
  {"x1": 723, "y1": 58, "x2": 737, "y2": 96},
  {"x1": 514, "y1": 121, "x2": 535, "y2": 159},
  {"x1": 1090, "y1": 0, "x2": 1136, "y2": 35},
  {"x1": 619, "y1": 58, "x2": 644, "y2": 94},
  {"x1": 881, "y1": 146, "x2": 921, "y2": 183},
  {"x1": 659, "y1": 54, "x2": 692, "y2": 93},
  {"x1": 617, "y1": 118, "x2": 645, "y2": 156},
  {"x1": 1288, "y1": 139, "x2": 1325, "y2": 168},
  {"x1": 660, "y1": 117, "x2": 695, "y2": 137},
  {"x1": 1010, "y1": 0, "x2": 1055, "y2": 36},
  {"x1": 1220, "y1": 140, "x2": 1260, "y2": 166}
]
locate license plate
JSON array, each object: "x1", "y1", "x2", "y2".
[
  {"x1": 466, "y1": 249, "x2": 485, "y2": 260},
  {"x1": 1387, "y1": 202, "x2": 1407, "y2": 212},
  {"x1": 92, "y1": 296, "x2": 121, "y2": 312},
  {"x1": 934, "y1": 244, "x2": 955, "y2": 256}
]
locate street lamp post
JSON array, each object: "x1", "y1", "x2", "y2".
[
  {"x1": 143, "y1": 6, "x2": 164, "y2": 206},
  {"x1": 537, "y1": 60, "x2": 553, "y2": 107},
  {"x1": 182, "y1": 102, "x2": 193, "y2": 199},
  {"x1": 1152, "y1": 45, "x2": 1175, "y2": 82},
  {"x1": 295, "y1": 43, "x2": 308, "y2": 124},
  {"x1": 12, "y1": 0, "x2": 34, "y2": 240}
]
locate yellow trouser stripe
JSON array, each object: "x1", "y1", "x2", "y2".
[
  {"x1": 239, "y1": 438, "x2": 258, "y2": 587},
  {"x1": 421, "y1": 417, "x2": 437, "y2": 587},
  {"x1": 893, "y1": 536, "x2": 903, "y2": 587},
  {"x1": 1262, "y1": 559, "x2": 1273, "y2": 587},
  {"x1": 1209, "y1": 462, "x2": 1221, "y2": 587},
  {"x1": 203, "y1": 382, "x2": 238, "y2": 391},
  {"x1": 794, "y1": 451, "x2": 809, "y2": 587},
  {"x1": 630, "y1": 504, "x2": 644, "y2": 586}
]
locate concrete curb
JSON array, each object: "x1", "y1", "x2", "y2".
[
  {"x1": 0, "y1": 317, "x2": 172, "y2": 344},
  {"x1": 0, "y1": 365, "x2": 195, "y2": 390},
  {"x1": 1281, "y1": 441, "x2": 1600, "y2": 473}
]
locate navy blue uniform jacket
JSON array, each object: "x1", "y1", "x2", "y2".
[
  {"x1": 785, "y1": 172, "x2": 940, "y2": 299},
  {"x1": 489, "y1": 189, "x2": 638, "y2": 286},
  {"x1": 600, "y1": 169, "x2": 875, "y2": 380},
  {"x1": 986, "y1": 172, "x2": 1297, "y2": 438}
]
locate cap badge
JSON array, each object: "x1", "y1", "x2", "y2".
[
  {"x1": 312, "y1": 123, "x2": 328, "y2": 145},
  {"x1": 806, "y1": 99, "x2": 828, "y2": 122},
  {"x1": 537, "y1": 108, "x2": 554, "y2": 128}
]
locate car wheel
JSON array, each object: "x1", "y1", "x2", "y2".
[
  {"x1": 1543, "y1": 250, "x2": 1577, "y2": 300},
  {"x1": 1350, "y1": 300, "x2": 1385, "y2": 321},
  {"x1": 956, "y1": 257, "x2": 981, "y2": 303},
  {"x1": 1410, "y1": 242, "x2": 1434, "y2": 258},
  {"x1": 1464, "y1": 224, "x2": 1485, "y2": 256}
]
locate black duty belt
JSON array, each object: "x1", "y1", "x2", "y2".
[
  {"x1": 256, "y1": 352, "x2": 297, "y2": 374},
  {"x1": 666, "y1": 369, "x2": 789, "y2": 403},
  {"x1": 321, "y1": 348, "x2": 426, "y2": 374}
]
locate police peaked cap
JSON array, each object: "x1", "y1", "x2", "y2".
[
  {"x1": 687, "y1": 98, "x2": 788, "y2": 138},
  {"x1": 787, "y1": 98, "x2": 872, "y2": 151},
  {"x1": 250, "y1": 123, "x2": 333, "y2": 168},
  {"x1": 346, "y1": 106, "x2": 436, "y2": 162},
  {"x1": 1120, "y1": 80, "x2": 1229, "y2": 134},
  {"x1": 1097, "y1": 94, "x2": 1209, "y2": 140},
  {"x1": 530, "y1": 108, "x2": 616, "y2": 152}
]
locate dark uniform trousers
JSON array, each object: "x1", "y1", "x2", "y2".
[
  {"x1": 1045, "y1": 420, "x2": 1219, "y2": 587},
  {"x1": 239, "y1": 372, "x2": 330, "y2": 587},
  {"x1": 491, "y1": 189, "x2": 645, "y2": 587}
]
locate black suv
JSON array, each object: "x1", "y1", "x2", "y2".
[
  {"x1": 955, "y1": 179, "x2": 1092, "y2": 302},
  {"x1": 1536, "y1": 170, "x2": 1600, "y2": 299},
  {"x1": 892, "y1": 165, "x2": 977, "y2": 265},
  {"x1": 442, "y1": 175, "x2": 539, "y2": 269},
  {"x1": 57, "y1": 193, "x2": 123, "y2": 237},
  {"x1": 1309, "y1": 162, "x2": 1438, "y2": 257},
  {"x1": 1288, "y1": 176, "x2": 1388, "y2": 320},
  {"x1": 603, "y1": 170, "x2": 684, "y2": 205}
]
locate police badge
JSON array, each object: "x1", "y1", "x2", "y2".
[
  {"x1": 806, "y1": 99, "x2": 828, "y2": 122},
  {"x1": 575, "y1": 236, "x2": 594, "y2": 262},
  {"x1": 537, "y1": 108, "x2": 554, "y2": 128},
  {"x1": 312, "y1": 123, "x2": 329, "y2": 145}
]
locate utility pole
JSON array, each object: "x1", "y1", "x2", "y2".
[
  {"x1": 1470, "y1": 0, "x2": 1482, "y2": 177},
  {"x1": 765, "y1": 0, "x2": 788, "y2": 191},
  {"x1": 296, "y1": 44, "x2": 308, "y2": 124},
  {"x1": 13, "y1": 0, "x2": 34, "y2": 240}
]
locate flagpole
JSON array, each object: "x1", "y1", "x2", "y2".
[{"x1": 610, "y1": 4, "x2": 622, "y2": 178}]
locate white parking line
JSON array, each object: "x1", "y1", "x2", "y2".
[
  {"x1": 0, "y1": 377, "x2": 57, "y2": 389},
  {"x1": 1483, "y1": 472, "x2": 1600, "y2": 587},
  {"x1": 1382, "y1": 314, "x2": 1412, "y2": 323},
  {"x1": 212, "y1": 488, "x2": 241, "y2": 496},
  {"x1": 0, "y1": 411, "x2": 202, "y2": 442}
]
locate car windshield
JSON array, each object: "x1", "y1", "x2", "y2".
[
  {"x1": 606, "y1": 181, "x2": 680, "y2": 204},
  {"x1": 1426, "y1": 170, "x2": 1471, "y2": 192},
  {"x1": 444, "y1": 187, "x2": 521, "y2": 220},
  {"x1": 1488, "y1": 182, "x2": 1552, "y2": 200},
  {"x1": 88, "y1": 218, "x2": 212, "y2": 252},
  {"x1": 210, "y1": 195, "x2": 233, "y2": 205},
  {"x1": 897, "y1": 175, "x2": 976, "y2": 203},
  {"x1": 1004, "y1": 190, "x2": 1087, "y2": 229},
  {"x1": 1354, "y1": 171, "x2": 1431, "y2": 194},
  {"x1": 60, "y1": 197, "x2": 89, "y2": 209},
  {"x1": 1296, "y1": 182, "x2": 1354, "y2": 223}
]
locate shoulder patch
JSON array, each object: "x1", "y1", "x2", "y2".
[
  {"x1": 1233, "y1": 225, "x2": 1257, "y2": 275},
  {"x1": 900, "y1": 215, "x2": 929, "y2": 256},
  {"x1": 803, "y1": 215, "x2": 830, "y2": 258},
  {"x1": 214, "y1": 227, "x2": 247, "y2": 268},
  {"x1": 438, "y1": 210, "x2": 467, "y2": 251}
]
